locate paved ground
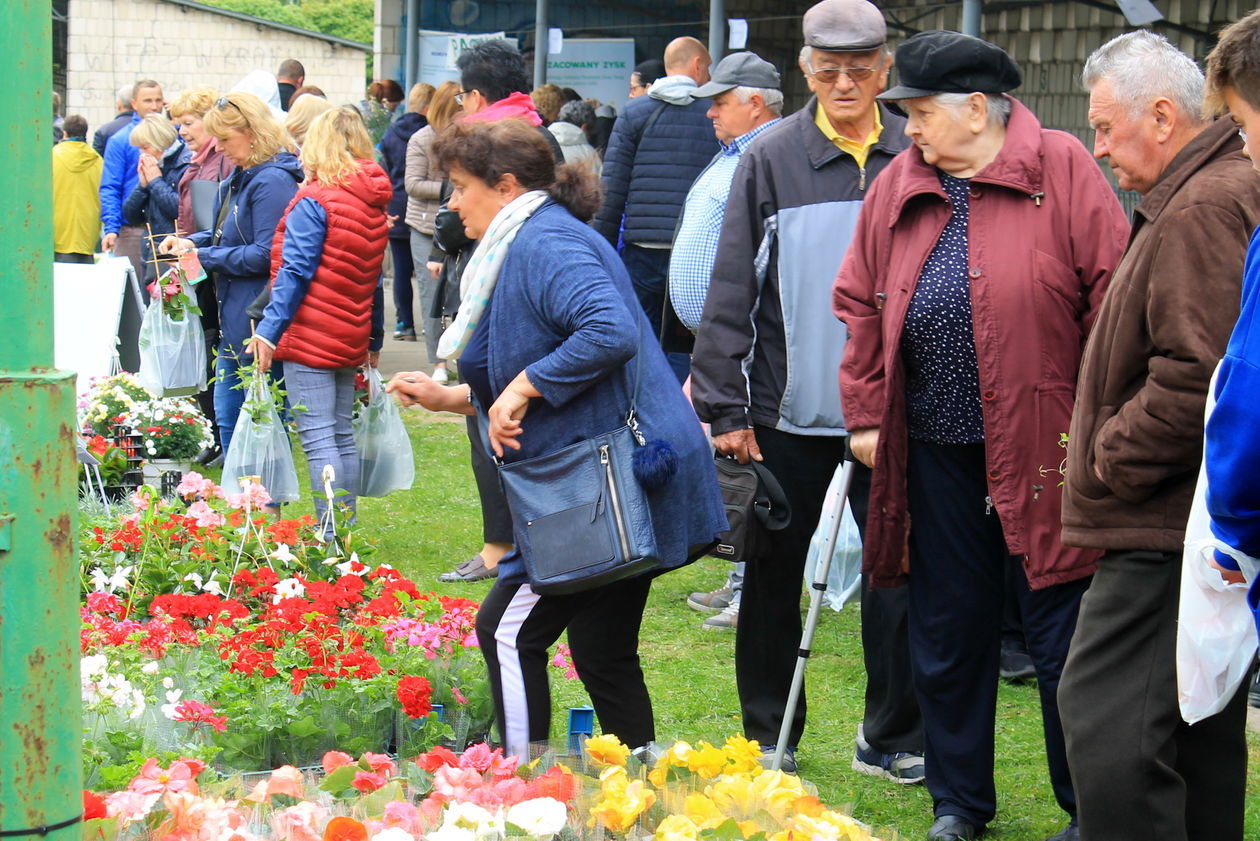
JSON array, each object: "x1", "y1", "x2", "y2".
[{"x1": 377, "y1": 273, "x2": 439, "y2": 380}]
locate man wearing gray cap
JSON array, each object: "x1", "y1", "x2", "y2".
[
  {"x1": 664, "y1": 51, "x2": 784, "y2": 632},
  {"x1": 690, "y1": 0, "x2": 921, "y2": 777}
]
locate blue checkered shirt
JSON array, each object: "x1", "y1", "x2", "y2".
[{"x1": 668, "y1": 118, "x2": 781, "y2": 331}]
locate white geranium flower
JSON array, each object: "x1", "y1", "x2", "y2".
[
  {"x1": 141, "y1": 661, "x2": 160, "y2": 675},
  {"x1": 505, "y1": 799, "x2": 568, "y2": 838},
  {"x1": 370, "y1": 829, "x2": 415, "y2": 841},
  {"x1": 162, "y1": 677, "x2": 174, "y2": 689},
  {"x1": 272, "y1": 577, "x2": 305, "y2": 603},
  {"x1": 160, "y1": 688, "x2": 183, "y2": 718},
  {"x1": 271, "y1": 544, "x2": 296, "y2": 565},
  {"x1": 81, "y1": 654, "x2": 109, "y2": 679},
  {"x1": 91, "y1": 565, "x2": 133, "y2": 593},
  {"x1": 442, "y1": 802, "x2": 503, "y2": 838}
]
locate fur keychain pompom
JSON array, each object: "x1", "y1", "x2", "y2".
[{"x1": 632, "y1": 439, "x2": 679, "y2": 490}]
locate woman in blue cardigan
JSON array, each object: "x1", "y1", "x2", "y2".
[{"x1": 388, "y1": 119, "x2": 726, "y2": 759}]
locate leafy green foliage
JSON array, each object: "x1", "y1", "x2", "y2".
[{"x1": 201, "y1": 0, "x2": 373, "y2": 45}]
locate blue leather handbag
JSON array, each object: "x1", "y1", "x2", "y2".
[{"x1": 488, "y1": 350, "x2": 662, "y2": 595}]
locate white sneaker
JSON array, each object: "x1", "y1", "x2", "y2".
[
  {"x1": 702, "y1": 604, "x2": 738, "y2": 631},
  {"x1": 431, "y1": 367, "x2": 450, "y2": 384}
]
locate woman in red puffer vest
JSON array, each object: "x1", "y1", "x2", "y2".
[{"x1": 247, "y1": 106, "x2": 391, "y2": 530}]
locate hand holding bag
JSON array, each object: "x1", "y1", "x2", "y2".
[
  {"x1": 711, "y1": 454, "x2": 791, "y2": 563},
  {"x1": 354, "y1": 367, "x2": 416, "y2": 497},
  {"x1": 488, "y1": 349, "x2": 663, "y2": 595},
  {"x1": 137, "y1": 276, "x2": 207, "y2": 397},
  {"x1": 222, "y1": 370, "x2": 300, "y2": 504}
]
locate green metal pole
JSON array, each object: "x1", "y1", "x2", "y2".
[{"x1": 0, "y1": 1, "x2": 83, "y2": 838}]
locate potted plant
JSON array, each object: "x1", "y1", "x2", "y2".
[{"x1": 128, "y1": 397, "x2": 214, "y2": 480}]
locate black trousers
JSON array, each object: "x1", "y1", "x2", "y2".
[
  {"x1": 906, "y1": 440, "x2": 1087, "y2": 826},
  {"x1": 738, "y1": 426, "x2": 920, "y2": 752},
  {"x1": 54, "y1": 252, "x2": 93, "y2": 263},
  {"x1": 476, "y1": 574, "x2": 654, "y2": 759},
  {"x1": 1059, "y1": 549, "x2": 1249, "y2": 841},
  {"x1": 389, "y1": 236, "x2": 416, "y2": 330},
  {"x1": 465, "y1": 415, "x2": 514, "y2": 545}
]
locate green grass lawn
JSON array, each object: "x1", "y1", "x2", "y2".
[{"x1": 300, "y1": 411, "x2": 1259, "y2": 841}]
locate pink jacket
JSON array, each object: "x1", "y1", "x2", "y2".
[{"x1": 833, "y1": 98, "x2": 1129, "y2": 590}]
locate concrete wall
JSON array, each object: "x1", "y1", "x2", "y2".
[{"x1": 66, "y1": 0, "x2": 369, "y2": 136}]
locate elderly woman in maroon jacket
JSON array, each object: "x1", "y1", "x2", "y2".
[{"x1": 832, "y1": 32, "x2": 1128, "y2": 841}]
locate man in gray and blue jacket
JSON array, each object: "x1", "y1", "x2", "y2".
[{"x1": 690, "y1": 0, "x2": 922, "y2": 777}]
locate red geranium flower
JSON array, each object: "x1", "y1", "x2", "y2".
[{"x1": 396, "y1": 675, "x2": 433, "y2": 719}]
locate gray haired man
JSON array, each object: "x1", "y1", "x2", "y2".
[{"x1": 1059, "y1": 30, "x2": 1260, "y2": 841}]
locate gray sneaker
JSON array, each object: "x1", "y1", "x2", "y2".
[
  {"x1": 437, "y1": 555, "x2": 498, "y2": 582},
  {"x1": 852, "y1": 724, "x2": 925, "y2": 785},
  {"x1": 702, "y1": 604, "x2": 738, "y2": 631},
  {"x1": 687, "y1": 585, "x2": 733, "y2": 614}
]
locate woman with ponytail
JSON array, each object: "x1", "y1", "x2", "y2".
[
  {"x1": 387, "y1": 118, "x2": 726, "y2": 760},
  {"x1": 246, "y1": 107, "x2": 391, "y2": 530}
]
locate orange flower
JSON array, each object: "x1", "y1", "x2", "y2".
[{"x1": 323, "y1": 817, "x2": 368, "y2": 841}]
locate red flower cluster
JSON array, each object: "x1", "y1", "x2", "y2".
[
  {"x1": 396, "y1": 675, "x2": 433, "y2": 719},
  {"x1": 171, "y1": 699, "x2": 228, "y2": 732}
]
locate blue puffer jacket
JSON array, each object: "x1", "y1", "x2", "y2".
[
  {"x1": 100, "y1": 113, "x2": 142, "y2": 235},
  {"x1": 123, "y1": 140, "x2": 192, "y2": 279},
  {"x1": 189, "y1": 152, "x2": 303, "y2": 350},
  {"x1": 593, "y1": 76, "x2": 718, "y2": 246}
]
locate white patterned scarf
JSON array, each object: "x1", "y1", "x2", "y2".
[{"x1": 437, "y1": 190, "x2": 549, "y2": 360}]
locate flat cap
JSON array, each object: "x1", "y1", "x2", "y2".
[
  {"x1": 879, "y1": 30, "x2": 1022, "y2": 100},
  {"x1": 803, "y1": 0, "x2": 887, "y2": 52},
  {"x1": 693, "y1": 52, "x2": 782, "y2": 97}
]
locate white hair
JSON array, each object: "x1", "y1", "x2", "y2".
[
  {"x1": 732, "y1": 85, "x2": 784, "y2": 115},
  {"x1": 932, "y1": 92, "x2": 1012, "y2": 127},
  {"x1": 116, "y1": 84, "x2": 134, "y2": 108},
  {"x1": 1082, "y1": 30, "x2": 1206, "y2": 123}
]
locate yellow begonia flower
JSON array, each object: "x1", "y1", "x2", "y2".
[
  {"x1": 654, "y1": 815, "x2": 701, "y2": 841},
  {"x1": 682, "y1": 793, "x2": 725, "y2": 829},
  {"x1": 722, "y1": 735, "x2": 764, "y2": 775},
  {"x1": 586, "y1": 734, "x2": 632, "y2": 767},
  {"x1": 589, "y1": 779, "x2": 656, "y2": 832},
  {"x1": 648, "y1": 763, "x2": 671, "y2": 789},
  {"x1": 787, "y1": 810, "x2": 877, "y2": 841},
  {"x1": 664, "y1": 741, "x2": 694, "y2": 767},
  {"x1": 736, "y1": 819, "x2": 763, "y2": 838},
  {"x1": 750, "y1": 769, "x2": 807, "y2": 822},
  {"x1": 685, "y1": 743, "x2": 728, "y2": 779}
]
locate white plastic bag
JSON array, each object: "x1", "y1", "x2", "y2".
[
  {"x1": 1176, "y1": 366, "x2": 1258, "y2": 724},
  {"x1": 353, "y1": 367, "x2": 415, "y2": 497},
  {"x1": 804, "y1": 461, "x2": 864, "y2": 612},
  {"x1": 137, "y1": 287, "x2": 206, "y2": 397},
  {"x1": 222, "y1": 371, "x2": 300, "y2": 504}
]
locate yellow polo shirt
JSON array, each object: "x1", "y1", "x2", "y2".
[{"x1": 815, "y1": 102, "x2": 883, "y2": 169}]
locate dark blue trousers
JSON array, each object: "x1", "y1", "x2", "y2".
[
  {"x1": 620, "y1": 243, "x2": 690, "y2": 384},
  {"x1": 906, "y1": 439, "x2": 1088, "y2": 827}
]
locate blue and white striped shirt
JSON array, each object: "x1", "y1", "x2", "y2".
[{"x1": 668, "y1": 118, "x2": 781, "y2": 331}]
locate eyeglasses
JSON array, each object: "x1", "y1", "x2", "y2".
[
  {"x1": 215, "y1": 96, "x2": 240, "y2": 112},
  {"x1": 1241, "y1": 127, "x2": 1249, "y2": 144},
  {"x1": 805, "y1": 62, "x2": 878, "y2": 84},
  {"x1": 454, "y1": 89, "x2": 474, "y2": 106}
]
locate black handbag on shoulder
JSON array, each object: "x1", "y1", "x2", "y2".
[{"x1": 711, "y1": 454, "x2": 791, "y2": 563}]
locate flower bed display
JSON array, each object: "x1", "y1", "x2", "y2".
[
  {"x1": 83, "y1": 737, "x2": 885, "y2": 841},
  {"x1": 80, "y1": 475, "x2": 494, "y2": 789}
]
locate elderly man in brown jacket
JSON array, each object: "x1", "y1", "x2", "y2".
[{"x1": 1059, "y1": 31, "x2": 1260, "y2": 841}]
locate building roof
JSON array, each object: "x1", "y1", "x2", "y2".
[{"x1": 159, "y1": 0, "x2": 372, "y2": 52}]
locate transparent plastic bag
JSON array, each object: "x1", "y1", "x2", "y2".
[
  {"x1": 353, "y1": 367, "x2": 415, "y2": 497},
  {"x1": 222, "y1": 371, "x2": 300, "y2": 504},
  {"x1": 137, "y1": 289, "x2": 206, "y2": 397},
  {"x1": 804, "y1": 461, "x2": 864, "y2": 612}
]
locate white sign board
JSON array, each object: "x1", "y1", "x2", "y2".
[
  {"x1": 54, "y1": 258, "x2": 137, "y2": 397},
  {"x1": 546, "y1": 39, "x2": 637, "y2": 109},
  {"x1": 418, "y1": 30, "x2": 514, "y2": 85}
]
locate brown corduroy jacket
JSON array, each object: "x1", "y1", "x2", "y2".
[{"x1": 1062, "y1": 119, "x2": 1260, "y2": 552}]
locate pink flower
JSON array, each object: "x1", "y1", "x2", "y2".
[
  {"x1": 322, "y1": 750, "x2": 355, "y2": 774},
  {"x1": 187, "y1": 499, "x2": 226, "y2": 529},
  {"x1": 381, "y1": 801, "x2": 419, "y2": 834},
  {"x1": 246, "y1": 765, "x2": 305, "y2": 802},
  {"x1": 272, "y1": 801, "x2": 329, "y2": 841},
  {"x1": 451, "y1": 686, "x2": 468, "y2": 705},
  {"x1": 130, "y1": 489, "x2": 152, "y2": 512},
  {"x1": 226, "y1": 482, "x2": 272, "y2": 510},
  {"x1": 351, "y1": 771, "x2": 387, "y2": 793},
  {"x1": 105, "y1": 789, "x2": 160, "y2": 823},
  {"x1": 362, "y1": 752, "x2": 397, "y2": 777},
  {"x1": 177, "y1": 471, "x2": 225, "y2": 500},
  {"x1": 128, "y1": 757, "x2": 201, "y2": 796},
  {"x1": 460, "y1": 743, "x2": 518, "y2": 778},
  {"x1": 432, "y1": 765, "x2": 484, "y2": 801}
]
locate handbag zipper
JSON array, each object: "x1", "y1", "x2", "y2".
[{"x1": 600, "y1": 444, "x2": 632, "y2": 559}]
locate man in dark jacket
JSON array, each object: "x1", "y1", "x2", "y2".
[
  {"x1": 593, "y1": 37, "x2": 716, "y2": 377},
  {"x1": 690, "y1": 0, "x2": 921, "y2": 779},
  {"x1": 92, "y1": 84, "x2": 134, "y2": 156},
  {"x1": 1059, "y1": 31, "x2": 1260, "y2": 841}
]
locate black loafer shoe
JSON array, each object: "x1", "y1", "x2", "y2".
[
  {"x1": 927, "y1": 815, "x2": 981, "y2": 841},
  {"x1": 194, "y1": 444, "x2": 222, "y2": 465},
  {"x1": 1045, "y1": 821, "x2": 1080, "y2": 841}
]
